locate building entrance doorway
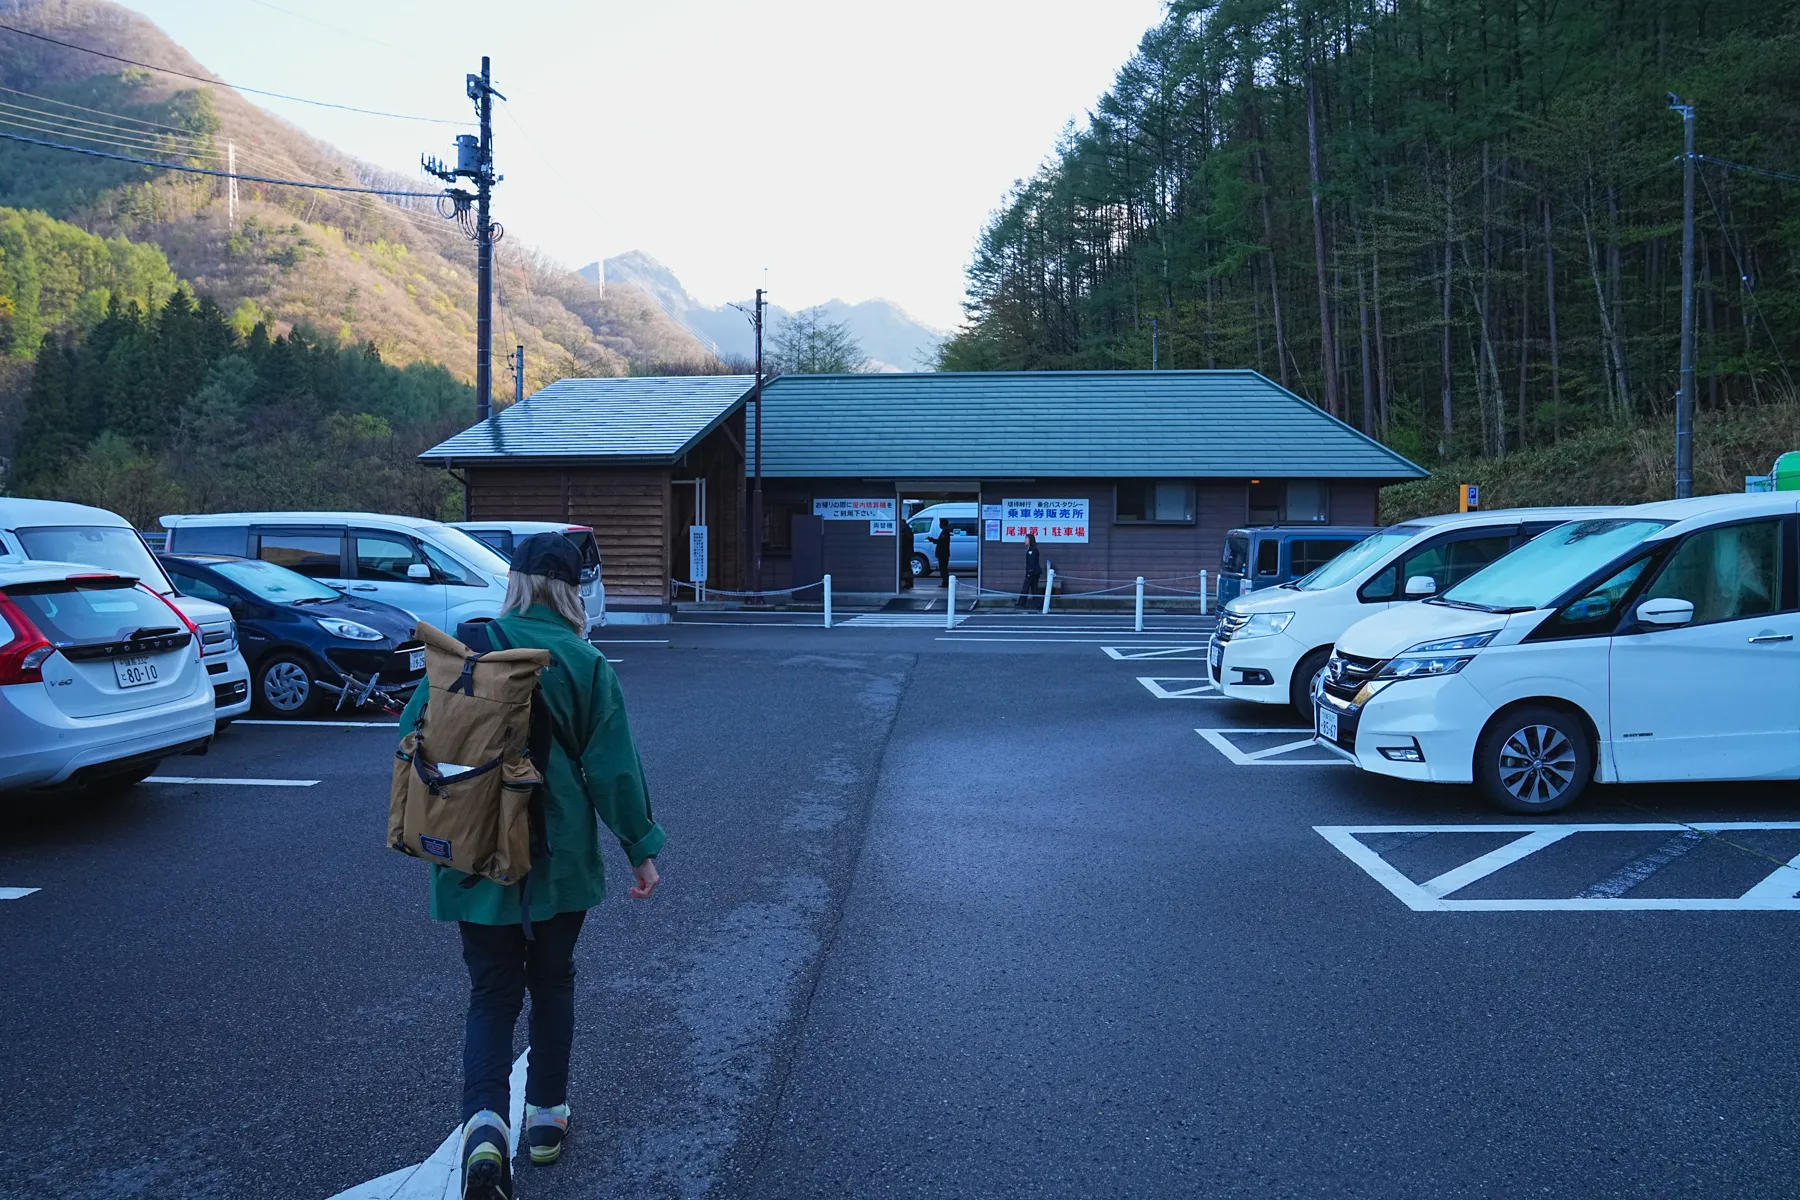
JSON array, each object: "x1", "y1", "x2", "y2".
[{"x1": 899, "y1": 487, "x2": 980, "y2": 600}]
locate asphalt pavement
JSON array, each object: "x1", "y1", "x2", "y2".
[{"x1": 3, "y1": 612, "x2": 1798, "y2": 1198}]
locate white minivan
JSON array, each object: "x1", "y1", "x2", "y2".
[
  {"x1": 161, "y1": 513, "x2": 512, "y2": 630},
  {"x1": 0, "y1": 498, "x2": 251, "y2": 722},
  {"x1": 1214, "y1": 507, "x2": 1613, "y2": 714},
  {"x1": 1320, "y1": 493, "x2": 1800, "y2": 813}
]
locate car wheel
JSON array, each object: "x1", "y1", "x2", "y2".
[
  {"x1": 911, "y1": 553, "x2": 931, "y2": 578},
  {"x1": 1475, "y1": 705, "x2": 1593, "y2": 814},
  {"x1": 1290, "y1": 648, "x2": 1331, "y2": 717},
  {"x1": 256, "y1": 653, "x2": 324, "y2": 718}
]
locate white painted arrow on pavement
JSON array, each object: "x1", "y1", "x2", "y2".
[{"x1": 330, "y1": 1049, "x2": 528, "y2": 1200}]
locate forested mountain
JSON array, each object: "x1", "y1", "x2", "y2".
[
  {"x1": 940, "y1": 0, "x2": 1800, "y2": 468},
  {"x1": 0, "y1": 0, "x2": 712, "y2": 385}
]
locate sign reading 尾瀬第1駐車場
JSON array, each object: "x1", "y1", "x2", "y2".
[{"x1": 1002, "y1": 499, "x2": 1089, "y2": 543}]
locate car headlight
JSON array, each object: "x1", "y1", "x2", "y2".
[
  {"x1": 1373, "y1": 631, "x2": 1498, "y2": 680},
  {"x1": 1237, "y1": 612, "x2": 1294, "y2": 639},
  {"x1": 316, "y1": 617, "x2": 384, "y2": 641}
]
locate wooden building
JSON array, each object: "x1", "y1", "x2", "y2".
[{"x1": 420, "y1": 370, "x2": 1426, "y2": 604}]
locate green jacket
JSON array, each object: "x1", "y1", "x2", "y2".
[{"x1": 397, "y1": 605, "x2": 665, "y2": 925}]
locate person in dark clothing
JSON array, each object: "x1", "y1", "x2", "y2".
[
  {"x1": 929, "y1": 522, "x2": 954, "y2": 583},
  {"x1": 898, "y1": 517, "x2": 916, "y2": 589},
  {"x1": 1018, "y1": 532, "x2": 1042, "y2": 608}
]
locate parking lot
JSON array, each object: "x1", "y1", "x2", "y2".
[{"x1": 4, "y1": 611, "x2": 1799, "y2": 1199}]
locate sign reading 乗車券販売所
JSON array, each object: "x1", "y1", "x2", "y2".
[
  {"x1": 813, "y1": 499, "x2": 897, "y2": 522},
  {"x1": 1002, "y1": 499, "x2": 1089, "y2": 543}
]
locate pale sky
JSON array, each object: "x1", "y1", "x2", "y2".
[{"x1": 117, "y1": 0, "x2": 1168, "y2": 330}]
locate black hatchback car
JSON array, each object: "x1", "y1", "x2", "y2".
[{"x1": 159, "y1": 553, "x2": 425, "y2": 718}]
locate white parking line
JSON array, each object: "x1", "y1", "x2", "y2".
[
  {"x1": 144, "y1": 776, "x2": 320, "y2": 787},
  {"x1": 234, "y1": 719, "x2": 399, "y2": 728},
  {"x1": 1195, "y1": 728, "x2": 1349, "y2": 765},
  {"x1": 1316, "y1": 823, "x2": 1800, "y2": 911},
  {"x1": 1136, "y1": 677, "x2": 1226, "y2": 699},
  {"x1": 0, "y1": 887, "x2": 39, "y2": 901},
  {"x1": 1102, "y1": 643, "x2": 1211, "y2": 660},
  {"x1": 330, "y1": 1049, "x2": 528, "y2": 1199}
]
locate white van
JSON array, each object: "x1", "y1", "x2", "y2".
[
  {"x1": 161, "y1": 513, "x2": 512, "y2": 630},
  {"x1": 0, "y1": 498, "x2": 251, "y2": 722},
  {"x1": 1214, "y1": 507, "x2": 1613, "y2": 714},
  {"x1": 453, "y1": 521, "x2": 605, "y2": 626},
  {"x1": 1320, "y1": 493, "x2": 1800, "y2": 812},
  {"x1": 906, "y1": 503, "x2": 979, "y2": 577}
]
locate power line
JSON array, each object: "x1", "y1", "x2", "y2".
[
  {"x1": 0, "y1": 129, "x2": 443, "y2": 197},
  {"x1": 0, "y1": 83, "x2": 207, "y2": 136},
  {"x1": 1695, "y1": 153, "x2": 1800, "y2": 187},
  {"x1": 0, "y1": 22, "x2": 470, "y2": 126}
]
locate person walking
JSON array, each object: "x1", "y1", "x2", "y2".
[
  {"x1": 1017, "y1": 532, "x2": 1042, "y2": 608},
  {"x1": 930, "y1": 521, "x2": 954, "y2": 585},
  {"x1": 397, "y1": 533, "x2": 666, "y2": 1200}
]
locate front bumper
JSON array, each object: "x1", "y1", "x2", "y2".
[
  {"x1": 1315, "y1": 672, "x2": 1486, "y2": 784},
  {"x1": 1213, "y1": 631, "x2": 1304, "y2": 704},
  {"x1": 203, "y1": 647, "x2": 252, "y2": 718}
]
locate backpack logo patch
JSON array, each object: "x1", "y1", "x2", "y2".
[{"x1": 419, "y1": 834, "x2": 452, "y2": 858}]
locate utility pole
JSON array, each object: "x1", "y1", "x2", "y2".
[
  {"x1": 1150, "y1": 318, "x2": 1159, "y2": 370},
  {"x1": 424, "y1": 58, "x2": 505, "y2": 423},
  {"x1": 1669, "y1": 93, "x2": 1696, "y2": 499},
  {"x1": 750, "y1": 287, "x2": 766, "y2": 601},
  {"x1": 513, "y1": 344, "x2": 524, "y2": 405}
]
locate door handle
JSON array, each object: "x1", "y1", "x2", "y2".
[
  {"x1": 349, "y1": 585, "x2": 378, "y2": 592},
  {"x1": 1748, "y1": 633, "x2": 1794, "y2": 644}
]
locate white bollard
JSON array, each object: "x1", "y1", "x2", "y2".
[
  {"x1": 1041, "y1": 566, "x2": 1054, "y2": 615},
  {"x1": 946, "y1": 574, "x2": 957, "y2": 629},
  {"x1": 823, "y1": 573, "x2": 832, "y2": 629},
  {"x1": 1200, "y1": 569, "x2": 1209, "y2": 616},
  {"x1": 1135, "y1": 576, "x2": 1145, "y2": 632}
]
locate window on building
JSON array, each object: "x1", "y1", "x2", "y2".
[
  {"x1": 1116, "y1": 480, "x2": 1196, "y2": 524},
  {"x1": 1247, "y1": 480, "x2": 1329, "y2": 525},
  {"x1": 763, "y1": 500, "x2": 809, "y2": 551}
]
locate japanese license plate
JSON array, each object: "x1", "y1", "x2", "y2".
[
  {"x1": 114, "y1": 655, "x2": 159, "y2": 689},
  {"x1": 1316, "y1": 704, "x2": 1339, "y2": 743},
  {"x1": 1209, "y1": 642, "x2": 1223, "y2": 670},
  {"x1": 409, "y1": 649, "x2": 426, "y2": 672}
]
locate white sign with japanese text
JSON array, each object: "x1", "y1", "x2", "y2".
[
  {"x1": 1001, "y1": 499, "x2": 1090, "y2": 543},
  {"x1": 813, "y1": 498, "x2": 897, "y2": 523},
  {"x1": 870, "y1": 520, "x2": 895, "y2": 536},
  {"x1": 688, "y1": 526, "x2": 708, "y2": 583}
]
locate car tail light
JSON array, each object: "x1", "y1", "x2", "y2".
[
  {"x1": 0, "y1": 592, "x2": 54, "y2": 685},
  {"x1": 148, "y1": 586, "x2": 205, "y2": 663}
]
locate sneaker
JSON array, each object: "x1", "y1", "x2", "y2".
[
  {"x1": 461, "y1": 1110, "x2": 512, "y2": 1200},
  {"x1": 523, "y1": 1103, "x2": 571, "y2": 1165}
]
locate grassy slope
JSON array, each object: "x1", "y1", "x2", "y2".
[
  {"x1": 0, "y1": 0, "x2": 710, "y2": 388},
  {"x1": 1380, "y1": 399, "x2": 1800, "y2": 521}
]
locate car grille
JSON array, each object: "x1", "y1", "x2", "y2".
[
  {"x1": 1215, "y1": 610, "x2": 1250, "y2": 645},
  {"x1": 1322, "y1": 651, "x2": 1385, "y2": 704}
]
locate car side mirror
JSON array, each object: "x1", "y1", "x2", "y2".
[
  {"x1": 406, "y1": 563, "x2": 432, "y2": 580},
  {"x1": 1405, "y1": 575, "x2": 1438, "y2": 597},
  {"x1": 1636, "y1": 597, "x2": 1695, "y2": 627}
]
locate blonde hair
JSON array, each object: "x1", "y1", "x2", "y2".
[{"x1": 501, "y1": 571, "x2": 589, "y2": 635}]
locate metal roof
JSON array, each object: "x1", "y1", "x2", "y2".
[
  {"x1": 418, "y1": 370, "x2": 1426, "y2": 479},
  {"x1": 419, "y1": 375, "x2": 755, "y2": 465},
  {"x1": 755, "y1": 371, "x2": 1425, "y2": 479}
]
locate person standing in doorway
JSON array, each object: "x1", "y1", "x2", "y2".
[
  {"x1": 397, "y1": 533, "x2": 667, "y2": 1200},
  {"x1": 930, "y1": 521, "x2": 953, "y2": 585},
  {"x1": 1018, "y1": 532, "x2": 1042, "y2": 608},
  {"x1": 898, "y1": 514, "x2": 916, "y2": 590}
]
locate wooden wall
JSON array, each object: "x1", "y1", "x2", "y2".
[{"x1": 468, "y1": 466, "x2": 671, "y2": 600}]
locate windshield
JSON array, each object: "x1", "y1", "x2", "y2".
[
  {"x1": 212, "y1": 558, "x2": 340, "y2": 603},
  {"x1": 1442, "y1": 519, "x2": 1670, "y2": 610},
  {"x1": 15, "y1": 525, "x2": 174, "y2": 595},
  {"x1": 425, "y1": 525, "x2": 512, "y2": 576},
  {"x1": 1292, "y1": 526, "x2": 1422, "y2": 591}
]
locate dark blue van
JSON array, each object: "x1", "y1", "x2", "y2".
[{"x1": 1218, "y1": 525, "x2": 1379, "y2": 607}]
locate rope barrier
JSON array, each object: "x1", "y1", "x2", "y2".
[{"x1": 669, "y1": 578, "x2": 822, "y2": 600}]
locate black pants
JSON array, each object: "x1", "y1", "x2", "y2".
[
  {"x1": 936, "y1": 556, "x2": 950, "y2": 580},
  {"x1": 458, "y1": 910, "x2": 587, "y2": 1121},
  {"x1": 1019, "y1": 573, "x2": 1041, "y2": 606}
]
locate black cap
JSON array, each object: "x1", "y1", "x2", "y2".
[{"x1": 511, "y1": 532, "x2": 581, "y2": 584}]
